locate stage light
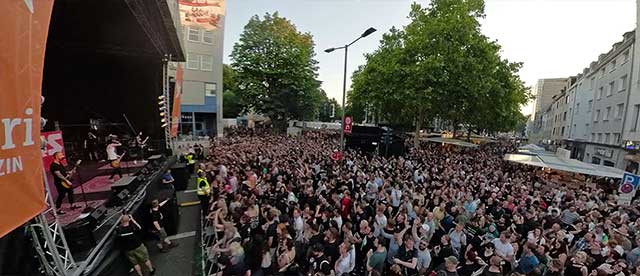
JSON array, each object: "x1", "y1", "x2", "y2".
[
  {"x1": 158, "y1": 100, "x2": 166, "y2": 106},
  {"x1": 160, "y1": 112, "x2": 165, "y2": 117},
  {"x1": 159, "y1": 106, "x2": 167, "y2": 111},
  {"x1": 161, "y1": 123, "x2": 168, "y2": 128},
  {"x1": 158, "y1": 95, "x2": 166, "y2": 100},
  {"x1": 161, "y1": 118, "x2": 166, "y2": 123}
]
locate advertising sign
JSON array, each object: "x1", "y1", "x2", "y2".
[
  {"x1": 41, "y1": 131, "x2": 65, "y2": 171},
  {"x1": 344, "y1": 116, "x2": 353, "y2": 135},
  {"x1": 0, "y1": 0, "x2": 54, "y2": 237},
  {"x1": 178, "y1": 0, "x2": 225, "y2": 31}
]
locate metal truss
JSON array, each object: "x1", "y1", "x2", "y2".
[{"x1": 29, "y1": 173, "x2": 77, "y2": 276}]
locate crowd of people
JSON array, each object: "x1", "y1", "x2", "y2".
[{"x1": 195, "y1": 129, "x2": 639, "y2": 276}]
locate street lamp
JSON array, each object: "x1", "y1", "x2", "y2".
[{"x1": 325, "y1": 27, "x2": 377, "y2": 152}]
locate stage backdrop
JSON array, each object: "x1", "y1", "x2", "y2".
[
  {"x1": 179, "y1": 0, "x2": 225, "y2": 31},
  {"x1": 171, "y1": 64, "x2": 183, "y2": 138},
  {"x1": 0, "y1": 0, "x2": 54, "y2": 238}
]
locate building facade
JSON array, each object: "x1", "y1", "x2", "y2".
[
  {"x1": 528, "y1": 78, "x2": 570, "y2": 143},
  {"x1": 174, "y1": 11, "x2": 225, "y2": 137}
]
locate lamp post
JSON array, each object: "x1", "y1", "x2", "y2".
[{"x1": 325, "y1": 27, "x2": 376, "y2": 152}]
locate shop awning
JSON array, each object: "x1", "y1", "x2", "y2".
[{"x1": 504, "y1": 152, "x2": 625, "y2": 178}]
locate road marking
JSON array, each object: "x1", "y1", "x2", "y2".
[
  {"x1": 180, "y1": 201, "x2": 200, "y2": 207},
  {"x1": 167, "y1": 231, "x2": 196, "y2": 241}
]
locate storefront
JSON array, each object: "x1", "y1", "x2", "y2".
[{"x1": 584, "y1": 143, "x2": 626, "y2": 169}]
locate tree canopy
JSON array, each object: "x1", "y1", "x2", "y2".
[
  {"x1": 230, "y1": 12, "x2": 323, "y2": 130},
  {"x1": 349, "y1": 0, "x2": 530, "y2": 146}
]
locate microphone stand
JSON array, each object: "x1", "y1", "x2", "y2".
[{"x1": 76, "y1": 166, "x2": 94, "y2": 213}]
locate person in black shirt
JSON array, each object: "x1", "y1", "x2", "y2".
[
  {"x1": 309, "y1": 244, "x2": 332, "y2": 275},
  {"x1": 150, "y1": 199, "x2": 178, "y2": 252},
  {"x1": 116, "y1": 214, "x2": 155, "y2": 276},
  {"x1": 50, "y1": 152, "x2": 77, "y2": 214},
  {"x1": 394, "y1": 235, "x2": 418, "y2": 276}
]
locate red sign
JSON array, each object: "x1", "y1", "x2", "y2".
[
  {"x1": 41, "y1": 131, "x2": 65, "y2": 171},
  {"x1": 343, "y1": 116, "x2": 353, "y2": 134},
  {"x1": 331, "y1": 151, "x2": 343, "y2": 161},
  {"x1": 0, "y1": 0, "x2": 54, "y2": 238}
]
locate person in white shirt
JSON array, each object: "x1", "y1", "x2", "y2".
[
  {"x1": 106, "y1": 138, "x2": 123, "y2": 180},
  {"x1": 335, "y1": 242, "x2": 356, "y2": 276},
  {"x1": 492, "y1": 232, "x2": 514, "y2": 261}
]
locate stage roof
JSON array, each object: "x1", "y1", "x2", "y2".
[
  {"x1": 504, "y1": 152, "x2": 625, "y2": 178},
  {"x1": 425, "y1": 137, "x2": 479, "y2": 148}
]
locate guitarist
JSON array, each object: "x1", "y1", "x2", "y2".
[
  {"x1": 107, "y1": 137, "x2": 124, "y2": 181},
  {"x1": 51, "y1": 152, "x2": 77, "y2": 214}
]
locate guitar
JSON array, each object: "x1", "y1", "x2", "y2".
[
  {"x1": 61, "y1": 160, "x2": 83, "y2": 189},
  {"x1": 111, "y1": 151, "x2": 127, "y2": 168}
]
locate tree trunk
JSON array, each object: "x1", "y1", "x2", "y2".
[
  {"x1": 452, "y1": 120, "x2": 458, "y2": 138},
  {"x1": 414, "y1": 110, "x2": 423, "y2": 149},
  {"x1": 467, "y1": 127, "x2": 472, "y2": 142}
]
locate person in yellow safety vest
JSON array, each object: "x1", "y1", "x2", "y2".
[
  {"x1": 196, "y1": 170, "x2": 210, "y2": 215},
  {"x1": 185, "y1": 152, "x2": 195, "y2": 174}
]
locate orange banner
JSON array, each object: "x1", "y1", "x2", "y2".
[
  {"x1": 171, "y1": 64, "x2": 183, "y2": 137},
  {"x1": 0, "y1": 0, "x2": 54, "y2": 237}
]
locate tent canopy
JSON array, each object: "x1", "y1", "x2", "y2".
[{"x1": 504, "y1": 152, "x2": 625, "y2": 178}]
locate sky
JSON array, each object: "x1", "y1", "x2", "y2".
[{"x1": 223, "y1": 0, "x2": 637, "y2": 115}]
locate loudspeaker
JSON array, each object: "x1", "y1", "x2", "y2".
[
  {"x1": 170, "y1": 163, "x2": 188, "y2": 191},
  {"x1": 63, "y1": 219, "x2": 96, "y2": 252},
  {"x1": 106, "y1": 189, "x2": 130, "y2": 207},
  {"x1": 87, "y1": 205, "x2": 107, "y2": 226}
]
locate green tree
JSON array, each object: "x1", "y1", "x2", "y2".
[
  {"x1": 350, "y1": 0, "x2": 529, "y2": 146},
  {"x1": 230, "y1": 12, "x2": 322, "y2": 131},
  {"x1": 222, "y1": 64, "x2": 244, "y2": 118}
]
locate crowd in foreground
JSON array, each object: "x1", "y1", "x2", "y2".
[{"x1": 196, "y1": 129, "x2": 640, "y2": 276}]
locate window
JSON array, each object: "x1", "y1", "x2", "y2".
[
  {"x1": 576, "y1": 103, "x2": 580, "y2": 114},
  {"x1": 595, "y1": 109, "x2": 600, "y2": 122},
  {"x1": 600, "y1": 68, "x2": 605, "y2": 77},
  {"x1": 598, "y1": 133, "x2": 602, "y2": 142},
  {"x1": 561, "y1": 127, "x2": 565, "y2": 136},
  {"x1": 200, "y1": 54, "x2": 213, "y2": 71},
  {"x1": 613, "y1": 133, "x2": 620, "y2": 144},
  {"x1": 623, "y1": 50, "x2": 630, "y2": 63},
  {"x1": 591, "y1": 133, "x2": 595, "y2": 142},
  {"x1": 588, "y1": 100, "x2": 593, "y2": 111},
  {"x1": 633, "y1": 104, "x2": 640, "y2": 132},
  {"x1": 608, "y1": 81, "x2": 615, "y2": 96},
  {"x1": 563, "y1": 112, "x2": 567, "y2": 121},
  {"x1": 604, "y1": 107, "x2": 611, "y2": 121},
  {"x1": 186, "y1": 53, "x2": 199, "y2": 70},
  {"x1": 188, "y1": 27, "x2": 201, "y2": 42},
  {"x1": 620, "y1": 75, "x2": 628, "y2": 91},
  {"x1": 603, "y1": 160, "x2": 615, "y2": 167},
  {"x1": 565, "y1": 95, "x2": 569, "y2": 104},
  {"x1": 205, "y1": 83, "x2": 217, "y2": 97},
  {"x1": 605, "y1": 133, "x2": 610, "y2": 144},
  {"x1": 590, "y1": 77, "x2": 595, "y2": 89},
  {"x1": 617, "y1": 103, "x2": 624, "y2": 118},
  {"x1": 611, "y1": 60, "x2": 617, "y2": 72},
  {"x1": 202, "y1": 30, "x2": 214, "y2": 44},
  {"x1": 598, "y1": 87, "x2": 603, "y2": 99}
]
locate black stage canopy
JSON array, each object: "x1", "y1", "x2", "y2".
[{"x1": 42, "y1": 0, "x2": 184, "y2": 148}]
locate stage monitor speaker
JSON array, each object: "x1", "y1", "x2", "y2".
[
  {"x1": 63, "y1": 218, "x2": 96, "y2": 253},
  {"x1": 86, "y1": 205, "x2": 108, "y2": 227},
  {"x1": 106, "y1": 189, "x2": 130, "y2": 207},
  {"x1": 170, "y1": 163, "x2": 189, "y2": 191}
]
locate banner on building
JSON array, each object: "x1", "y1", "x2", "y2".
[
  {"x1": 343, "y1": 116, "x2": 353, "y2": 134},
  {"x1": 618, "y1": 173, "x2": 640, "y2": 205},
  {"x1": 178, "y1": 0, "x2": 225, "y2": 31},
  {"x1": 41, "y1": 131, "x2": 65, "y2": 171},
  {"x1": 0, "y1": 0, "x2": 54, "y2": 238},
  {"x1": 171, "y1": 64, "x2": 183, "y2": 137}
]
